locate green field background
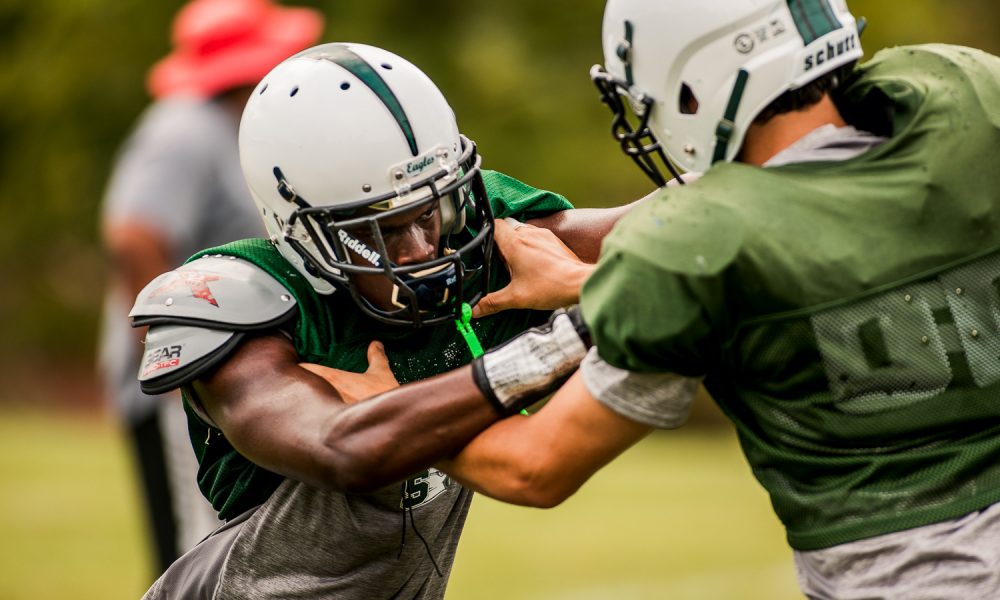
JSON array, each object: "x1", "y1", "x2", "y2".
[{"x1": 0, "y1": 407, "x2": 799, "y2": 600}]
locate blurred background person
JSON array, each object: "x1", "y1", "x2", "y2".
[{"x1": 96, "y1": 0, "x2": 323, "y2": 575}]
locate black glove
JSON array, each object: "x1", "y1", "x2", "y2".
[{"x1": 471, "y1": 305, "x2": 591, "y2": 416}]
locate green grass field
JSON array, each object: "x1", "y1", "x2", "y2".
[{"x1": 0, "y1": 408, "x2": 801, "y2": 599}]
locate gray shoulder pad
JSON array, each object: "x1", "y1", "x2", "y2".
[
  {"x1": 129, "y1": 255, "x2": 297, "y2": 330},
  {"x1": 138, "y1": 324, "x2": 243, "y2": 395},
  {"x1": 131, "y1": 255, "x2": 297, "y2": 395}
]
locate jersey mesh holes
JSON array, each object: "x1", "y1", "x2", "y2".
[
  {"x1": 939, "y1": 258, "x2": 1000, "y2": 388},
  {"x1": 734, "y1": 319, "x2": 822, "y2": 437},
  {"x1": 808, "y1": 250, "x2": 1000, "y2": 415},
  {"x1": 811, "y1": 281, "x2": 952, "y2": 416}
]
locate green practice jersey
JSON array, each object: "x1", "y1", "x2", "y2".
[
  {"x1": 581, "y1": 45, "x2": 1000, "y2": 550},
  {"x1": 183, "y1": 169, "x2": 572, "y2": 520}
]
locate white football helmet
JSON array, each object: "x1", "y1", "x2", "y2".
[
  {"x1": 591, "y1": 0, "x2": 864, "y2": 180},
  {"x1": 240, "y1": 43, "x2": 494, "y2": 327}
]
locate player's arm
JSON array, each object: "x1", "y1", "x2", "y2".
[
  {"x1": 453, "y1": 214, "x2": 707, "y2": 506},
  {"x1": 301, "y1": 337, "x2": 696, "y2": 507},
  {"x1": 104, "y1": 221, "x2": 174, "y2": 300},
  {"x1": 131, "y1": 256, "x2": 506, "y2": 494},
  {"x1": 525, "y1": 174, "x2": 697, "y2": 263},
  {"x1": 103, "y1": 220, "x2": 175, "y2": 346},
  {"x1": 438, "y1": 370, "x2": 653, "y2": 507},
  {"x1": 197, "y1": 307, "x2": 591, "y2": 494},
  {"x1": 190, "y1": 332, "x2": 500, "y2": 493},
  {"x1": 437, "y1": 344, "x2": 700, "y2": 507},
  {"x1": 132, "y1": 257, "x2": 591, "y2": 494},
  {"x1": 289, "y1": 304, "x2": 595, "y2": 494},
  {"x1": 477, "y1": 180, "x2": 697, "y2": 319},
  {"x1": 526, "y1": 202, "x2": 636, "y2": 264}
]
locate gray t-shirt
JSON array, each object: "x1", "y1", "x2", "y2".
[
  {"x1": 143, "y1": 472, "x2": 472, "y2": 599},
  {"x1": 98, "y1": 96, "x2": 263, "y2": 422}
]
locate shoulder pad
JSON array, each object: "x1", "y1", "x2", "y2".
[
  {"x1": 138, "y1": 324, "x2": 244, "y2": 395},
  {"x1": 129, "y1": 255, "x2": 297, "y2": 330},
  {"x1": 606, "y1": 181, "x2": 743, "y2": 277}
]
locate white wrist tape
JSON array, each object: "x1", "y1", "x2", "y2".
[{"x1": 474, "y1": 308, "x2": 590, "y2": 414}]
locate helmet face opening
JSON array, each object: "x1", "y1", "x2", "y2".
[{"x1": 283, "y1": 137, "x2": 494, "y2": 327}]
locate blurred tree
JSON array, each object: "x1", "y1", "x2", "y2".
[
  {"x1": 0, "y1": 1, "x2": 180, "y2": 372},
  {"x1": 0, "y1": 0, "x2": 997, "y2": 391}
]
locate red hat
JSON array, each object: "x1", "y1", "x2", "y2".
[{"x1": 147, "y1": 0, "x2": 323, "y2": 99}]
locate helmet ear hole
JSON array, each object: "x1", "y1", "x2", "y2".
[{"x1": 679, "y1": 83, "x2": 699, "y2": 115}]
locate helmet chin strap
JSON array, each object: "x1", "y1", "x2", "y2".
[
  {"x1": 388, "y1": 255, "x2": 491, "y2": 367},
  {"x1": 454, "y1": 302, "x2": 484, "y2": 358},
  {"x1": 712, "y1": 69, "x2": 751, "y2": 165}
]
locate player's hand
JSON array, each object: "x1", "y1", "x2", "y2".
[
  {"x1": 300, "y1": 341, "x2": 399, "y2": 405},
  {"x1": 472, "y1": 218, "x2": 594, "y2": 319}
]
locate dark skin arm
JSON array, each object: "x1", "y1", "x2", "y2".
[
  {"x1": 192, "y1": 332, "x2": 493, "y2": 494},
  {"x1": 104, "y1": 220, "x2": 175, "y2": 346},
  {"x1": 306, "y1": 342, "x2": 655, "y2": 508}
]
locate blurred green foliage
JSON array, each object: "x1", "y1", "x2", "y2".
[{"x1": 1, "y1": 0, "x2": 998, "y2": 369}]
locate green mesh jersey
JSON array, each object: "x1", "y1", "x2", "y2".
[
  {"x1": 183, "y1": 169, "x2": 572, "y2": 520},
  {"x1": 581, "y1": 45, "x2": 1000, "y2": 550}
]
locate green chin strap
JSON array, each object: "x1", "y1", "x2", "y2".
[
  {"x1": 455, "y1": 302, "x2": 530, "y2": 416},
  {"x1": 712, "y1": 68, "x2": 751, "y2": 165},
  {"x1": 454, "y1": 302, "x2": 484, "y2": 358}
]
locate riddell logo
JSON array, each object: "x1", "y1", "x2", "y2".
[
  {"x1": 142, "y1": 345, "x2": 182, "y2": 377},
  {"x1": 337, "y1": 229, "x2": 382, "y2": 267},
  {"x1": 803, "y1": 32, "x2": 858, "y2": 71}
]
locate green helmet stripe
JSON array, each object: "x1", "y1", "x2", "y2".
[
  {"x1": 787, "y1": 0, "x2": 841, "y2": 45},
  {"x1": 816, "y1": 0, "x2": 841, "y2": 31},
  {"x1": 321, "y1": 45, "x2": 419, "y2": 157},
  {"x1": 623, "y1": 20, "x2": 635, "y2": 87}
]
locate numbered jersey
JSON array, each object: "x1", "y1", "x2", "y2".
[{"x1": 581, "y1": 45, "x2": 1000, "y2": 550}]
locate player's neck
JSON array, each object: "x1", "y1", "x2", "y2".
[{"x1": 739, "y1": 95, "x2": 847, "y2": 167}]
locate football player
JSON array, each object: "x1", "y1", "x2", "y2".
[
  {"x1": 133, "y1": 42, "x2": 630, "y2": 599},
  {"x1": 311, "y1": 1, "x2": 1000, "y2": 597}
]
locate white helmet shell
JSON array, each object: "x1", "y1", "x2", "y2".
[
  {"x1": 600, "y1": 0, "x2": 863, "y2": 173},
  {"x1": 239, "y1": 43, "x2": 465, "y2": 294}
]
